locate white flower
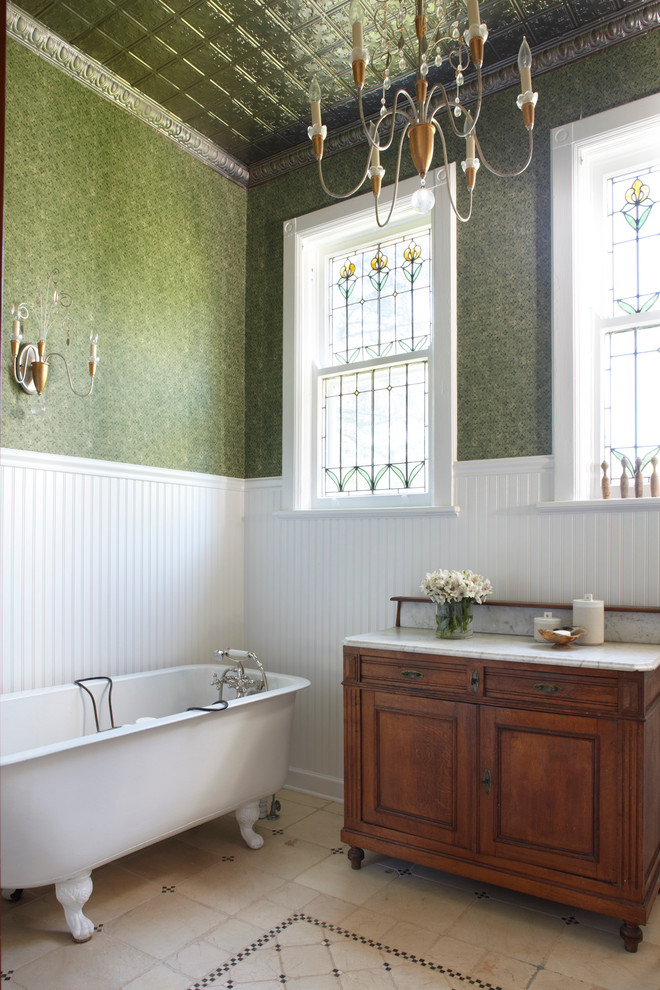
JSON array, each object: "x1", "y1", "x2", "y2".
[{"x1": 420, "y1": 568, "x2": 493, "y2": 604}]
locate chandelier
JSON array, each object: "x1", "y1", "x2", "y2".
[{"x1": 307, "y1": 0, "x2": 538, "y2": 227}]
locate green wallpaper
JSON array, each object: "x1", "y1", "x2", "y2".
[
  {"x1": 245, "y1": 30, "x2": 660, "y2": 475},
  {"x1": 4, "y1": 31, "x2": 659, "y2": 480},
  {"x1": 3, "y1": 39, "x2": 246, "y2": 477}
]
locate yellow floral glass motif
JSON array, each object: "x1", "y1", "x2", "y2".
[
  {"x1": 368, "y1": 247, "x2": 390, "y2": 291},
  {"x1": 338, "y1": 259, "x2": 357, "y2": 299}
]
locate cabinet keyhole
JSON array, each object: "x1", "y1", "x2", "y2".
[{"x1": 481, "y1": 769, "x2": 492, "y2": 795}]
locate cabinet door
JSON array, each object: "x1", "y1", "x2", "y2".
[
  {"x1": 361, "y1": 691, "x2": 476, "y2": 851},
  {"x1": 479, "y1": 706, "x2": 619, "y2": 883}
]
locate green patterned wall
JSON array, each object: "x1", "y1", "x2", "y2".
[
  {"x1": 245, "y1": 30, "x2": 660, "y2": 476},
  {"x1": 3, "y1": 39, "x2": 246, "y2": 477}
]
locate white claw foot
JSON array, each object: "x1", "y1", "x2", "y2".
[
  {"x1": 55, "y1": 872, "x2": 95, "y2": 942},
  {"x1": 236, "y1": 801, "x2": 264, "y2": 849}
]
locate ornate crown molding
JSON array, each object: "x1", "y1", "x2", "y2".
[
  {"x1": 6, "y1": 3, "x2": 250, "y2": 188},
  {"x1": 248, "y1": 0, "x2": 660, "y2": 187}
]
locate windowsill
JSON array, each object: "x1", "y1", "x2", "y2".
[
  {"x1": 537, "y1": 497, "x2": 660, "y2": 513},
  {"x1": 274, "y1": 504, "x2": 461, "y2": 520}
]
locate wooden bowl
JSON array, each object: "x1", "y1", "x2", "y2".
[{"x1": 539, "y1": 627, "x2": 586, "y2": 647}]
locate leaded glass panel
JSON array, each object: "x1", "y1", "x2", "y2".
[
  {"x1": 329, "y1": 231, "x2": 431, "y2": 365},
  {"x1": 321, "y1": 360, "x2": 428, "y2": 496},
  {"x1": 603, "y1": 323, "x2": 660, "y2": 485},
  {"x1": 607, "y1": 165, "x2": 660, "y2": 317}
]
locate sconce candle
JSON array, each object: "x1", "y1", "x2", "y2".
[{"x1": 8, "y1": 272, "x2": 99, "y2": 402}]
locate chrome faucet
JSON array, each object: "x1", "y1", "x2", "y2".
[{"x1": 212, "y1": 649, "x2": 269, "y2": 700}]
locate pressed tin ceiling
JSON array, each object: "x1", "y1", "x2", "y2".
[{"x1": 7, "y1": 0, "x2": 660, "y2": 185}]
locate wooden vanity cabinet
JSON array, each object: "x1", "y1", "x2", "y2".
[{"x1": 341, "y1": 645, "x2": 660, "y2": 952}]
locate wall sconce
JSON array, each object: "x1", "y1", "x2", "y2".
[{"x1": 9, "y1": 270, "x2": 99, "y2": 414}]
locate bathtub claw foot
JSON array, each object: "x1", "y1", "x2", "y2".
[
  {"x1": 236, "y1": 801, "x2": 264, "y2": 849},
  {"x1": 55, "y1": 873, "x2": 95, "y2": 942}
]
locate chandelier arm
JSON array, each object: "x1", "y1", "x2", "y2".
[
  {"x1": 45, "y1": 352, "x2": 95, "y2": 397},
  {"x1": 427, "y1": 84, "x2": 473, "y2": 139},
  {"x1": 374, "y1": 122, "x2": 411, "y2": 229},
  {"x1": 432, "y1": 119, "x2": 473, "y2": 224},
  {"x1": 316, "y1": 156, "x2": 372, "y2": 201},
  {"x1": 13, "y1": 353, "x2": 29, "y2": 385},
  {"x1": 475, "y1": 128, "x2": 534, "y2": 178},
  {"x1": 359, "y1": 90, "x2": 415, "y2": 154}
]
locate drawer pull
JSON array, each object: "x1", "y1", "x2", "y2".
[
  {"x1": 400, "y1": 669, "x2": 424, "y2": 680},
  {"x1": 534, "y1": 683, "x2": 563, "y2": 694},
  {"x1": 470, "y1": 669, "x2": 479, "y2": 693}
]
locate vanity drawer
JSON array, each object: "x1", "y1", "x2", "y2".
[
  {"x1": 483, "y1": 667, "x2": 619, "y2": 712},
  {"x1": 358, "y1": 654, "x2": 470, "y2": 695}
]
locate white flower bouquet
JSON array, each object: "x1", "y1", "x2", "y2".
[
  {"x1": 420, "y1": 569, "x2": 493, "y2": 638},
  {"x1": 420, "y1": 568, "x2": 493, "y2": 605}
]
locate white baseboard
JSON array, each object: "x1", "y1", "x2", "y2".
[{"x1": 285, "y1": 767, "x2": 344, "y2": 803}]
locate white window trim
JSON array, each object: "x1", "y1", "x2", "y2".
[
  {"x1": 551, "y1": 93, "x2": 660, "y2": 505},
  {"x1": 282, "y1": 168, "x2": 458, "y2": 515}
]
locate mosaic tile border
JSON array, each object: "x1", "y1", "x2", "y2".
[{"x1": 187, "y1": 912, "x2": 503, "y2": 990}]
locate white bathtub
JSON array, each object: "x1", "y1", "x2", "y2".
[{"x1": 0, "y1": 663, "x2": 309, "y2": 941}]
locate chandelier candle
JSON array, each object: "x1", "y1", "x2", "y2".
[{"x1": 308, "y1": 0, "x2": 538, "y2": 228}]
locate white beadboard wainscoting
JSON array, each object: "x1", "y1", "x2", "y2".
[
  {"x1": 244, "y1": 458, "x2": 660, "y2": 800},
  {"x1": 0, "y1": 449, "x2": 244, "y2": 693},
  {"x1": 2, "y1": 450, "x2": 658, "y2": 800}
]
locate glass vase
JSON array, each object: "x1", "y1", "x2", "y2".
[{"x1": 435, "y1": 600, "x2": 474, "y2": 639}]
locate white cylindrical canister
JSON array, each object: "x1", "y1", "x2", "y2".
[
  {"x1": 572, "y1": 594, "x2": 605, "y2": 644},
  {"x1": 533, "y1": 612, "x2": 562, "y2": 642}
]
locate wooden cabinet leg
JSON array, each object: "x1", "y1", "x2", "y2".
[
  {"x1": 620, "y1": 921, "x2": 643, "y2": 952},
  {"x1": 348, "y1": 846, "x2": 364, "y2": 870}
]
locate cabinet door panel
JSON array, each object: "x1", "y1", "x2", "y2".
[
  {"x1": 479, "y1": 707, "x2": 619, "y2": 882},
  {"x1": 361, "y1": 692, "x2": 476, "y2": 849}
]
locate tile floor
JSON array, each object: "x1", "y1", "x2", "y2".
[{"x1": 2, "y1": 790, "x2": 659, "y2": 990}]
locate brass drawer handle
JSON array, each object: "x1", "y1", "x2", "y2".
[
  {"x1": 534, "y1": 683, "x2": 563, "y2": 694},
  {"x1": 400, "y1": 669, "x2": 424, "y2": 680}
]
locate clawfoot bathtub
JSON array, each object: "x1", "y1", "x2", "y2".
[{"x1": 1, "y1": 664, "x2": 309, "y2": 941}]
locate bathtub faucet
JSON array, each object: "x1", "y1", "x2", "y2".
[{"x1": 212, "y1": 649, "x2": 269, "y2": 699}]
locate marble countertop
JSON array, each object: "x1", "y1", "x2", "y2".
[{"x1": 343, "y1": 628, "x2": 660, "y2": 671}]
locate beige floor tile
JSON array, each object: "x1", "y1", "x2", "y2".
[
  {"x1": 103, "y1": 892, "x2": 221, "y2": 959},
  {"x1": 387, "y1": 960, "x2": 454, "y2": 989},
  {"x1": 425, "y1": 932, "x2": 488, "y2": 976},
  {"x1": 118, "y1": 836, "x2": 221, "y2": 883},
  {"x1": 279, "y1": 942, "x2": 335, "y2": 978},
  {"x1": 284, "y1": 809, "x2": 346, "y2": 848},
  {"x1": 266, "y1": 879, "x2": 324, "y2": 911},
  {"x1": 286, "y1": 977, "x2": 347, "y2": 989},
  {"x1": 529, "y1": 970, "x2": 609, "y2": 990},
  {"x1": 445, "y1": 897, "x2": 565, "y2": 967},
  {"x1": 225, "y1": 945, "x2": 283, "y2": 982},
  {"x1": 176, "y1": 858, "x2": 285, "y2": 914},
  {"x1": 472, "y1": 949, "x2": 540, "y2": 990},
  {"x1": 276, "y1": 919, "x2": 331, "y2": 947},
  {"x1": 294, "y1": 853, "x2": 398, "y2": 905},
  {"x1": 0, "y1": 910, "x2": 70, "y2": 971},
  {"x1": 543, "y1": 925, "x2": 660, "y2": 990},
  {"x1": 164, "y1": 937, "x2": 231, "y2": 978},
  {"x1": 376, "y1": 920, "x2": 450, "y2": 960},
  {"x1": 341, "y1": 968, "x2": 399, "y2": 989},
  {"x1": 323, "y1": 800, "x2": 344, "y2": 817},
  {"x1": 234, "y1": 896, "x2": 303, "y2": 932},
  {"x1": 329, "y1": 936, "x2": 390, "y2": 972},
  {"x1": 121, "y1": 963, "x2": 191, "y2": 990},
  {"x1": 244, "y1": 832, "x2": 332, "y2": 881},
  {"x1": 203, "y1": 915, "x2": 267, "y2": 953},
  {"x1": 279, "y1": 788, "x2": 328, "y2": 809},
  {"x1": 299, "y1": 892, "x2": 366, "y2": 925},
  {"x1": 341, "y1": 905, "x2": 399, "y2": 942},
  {"x1": 11, "y1": 933, "x2": 155, "y2": 990},
  {"x1": 81, "y1": 862, "x2": 162, "y2": 921},
  {"x1": 361, "y1": 876, "x2": 474, "y2": 935}
]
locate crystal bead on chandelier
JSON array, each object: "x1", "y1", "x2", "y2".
[{"x1": 307, "y1": 0, "x2": 538, "y2": 227}]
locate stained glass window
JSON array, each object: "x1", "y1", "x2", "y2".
[
  {"x1": 320, "y1": 230, "x2": 431, "y2": 498},
  {"x1": 603, "y1": 165, "x2": 660, "y2": 488}
]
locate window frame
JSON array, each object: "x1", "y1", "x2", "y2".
[
  {"x1": 551, "y1": 93, "x2": 660, "y2": 503},
  {"x1": 282, "y1": 168, "x2": 457, "y2": 514}
]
